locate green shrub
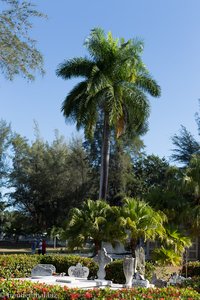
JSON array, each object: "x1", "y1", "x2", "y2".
[
  {"x1": 182, "y1": 261, "x2": 200, "y2": 277},
  {"x1": 179, "y1": 276, "x2": 200, "y2": 293},
  {"x1": 105, "y1": 259, "x2": 125, "y2": 283},
  {"x1": 40, "y1": 254, "x2": 98, "y2": 279},
  {"x1": 105, "y1": 259, "x2": 155, "y2": 283},
  {"x1": 145, "y1": 261, "x2": 156, "y2": 281},
  {"x1": 0, "y1": 254, "x2": 156, "y2": 284},
  {"x1": 0, "y1": 254, "x2": 98, "y2": 279},
  {"x1": 0, "y1": 254, "x2": 40, "y2": 278}
]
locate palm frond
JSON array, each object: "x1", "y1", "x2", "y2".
[
  {"x1": 61, "y1": 81, "x2": 98, "y2": 136},
  {"x1": 135, "y1": 75, "x2": 161, "y2": 97},
  {"x1": 85, "y1": 27, "x2": 119, "y2": 64},
  {"x1": 56, "y1": 57, "x2": 95, "y2": 79}
]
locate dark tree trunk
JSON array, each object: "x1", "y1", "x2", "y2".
[
  {"x1": 130, "y1": 238, "x2": 138, "y2": 258},
  {"x1": 93, "y1": 240, "x2": 101, "y2": 256},
  {"x1": 99, "y1": 113, "x2": 111, "y2": 200}
]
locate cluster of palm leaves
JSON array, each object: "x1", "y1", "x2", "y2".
[{"x1": 63, "y1": 198, "x2": 191, "y2": 264}]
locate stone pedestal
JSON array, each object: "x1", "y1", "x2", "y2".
[
  {"x1": 123, "y1": 257, "x2": 136, "y2": 288},
  {"x1": 132, "y1": 279, "x2": 150, "y2": 288}
]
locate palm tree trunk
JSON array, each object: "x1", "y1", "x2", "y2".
[
  {"x1": 99, "y1": 113, "x2": 111, "y2": 200},
  {"x1": 93, "y1": 240, "x2": 101, "y2": 256},
  {"x1": 130, "y1": 238, "x2": 138, "y2": 257}
]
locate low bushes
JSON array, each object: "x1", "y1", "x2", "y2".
[
  {"x1": 0, "y1": 254, "x2": 155, "y2": 283},
  {"x1": 179, "y1": 276, "x2": 200, "y2": 293},
  {"x1": 40, "y1": 254, "x2": 98, "y2": 279},
  {"x1": 105, "y1": 259, "x2": 155, "y2": 283},
  {"x1": 0, "y1": 279, "x2": 199, "y2": 299},
  {"x1": 0, "y1": 254, "x2": 97, "y2": 279},
  {"x1": 0, "y1": 255, "x2": 199, "y2": 298},
  {"x1": 182, "y1": 261, "x2": 200, "y2": 278},
  {"x1": 0, "y1": 254, "x2": 41, "y2": 278}
]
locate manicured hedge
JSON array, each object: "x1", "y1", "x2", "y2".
[
  {"x1": 0, "y1": 279, "x2": 199, "y2": 299},
  {"x1": 0, "y1": 254, "x2": 41, "y2": 278},
  {"x1": 182, "y1": 261, "x2": 200, "y2": 278},
  {"x1": 105, "y1": 259, "x2": 155, "y2": 283},
  {"x1": 40, "y1": 254, "x2": 98, "y2": 279},
  {"x1": 0, "y1": 254, "x2": 155, "y2": 284},
  {"x1": 0, "y1": 254, "x2": 97, "y2": 279}
]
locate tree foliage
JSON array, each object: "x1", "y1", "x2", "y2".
[
  {"x1": 122, "y1": 197, "x2": 167, "y2": 256},
  {"x1": 0, "y1": 0, "x2": 45, "y2": 80},
  {"x1": 64, "y1": 199, "x2": 126, "y2": 254},
  {"x1": 8, "y1": 132, "x2": 91, "y2": 232},
  {"x1": 0, "y1": 119, "x2": 11, "y2": 189},
  {"x1": 171, "y1": 126, "x2": 199, "y2": 166},
  {"x1": 57, "y1": 27, "x2": 161, "y2": 200}
]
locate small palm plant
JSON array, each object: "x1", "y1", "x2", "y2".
[
  {"x1": 64, "y1": 199, "x2": 127, "y2": 255},
  {"x1": 122, "y1": 197, "x2": 167, "y2": 257},
  {"x1": 152, "y1": 226, "x2": 192, "y2": 266}
]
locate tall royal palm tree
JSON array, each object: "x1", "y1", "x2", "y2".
[{"x1": 56, "y1": 28, "x2": 161, "y2": 200}]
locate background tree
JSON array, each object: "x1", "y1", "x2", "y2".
[
  {"x1": 0, "y1": 0, "x2": 45, "y2": 80},
  {"x1": 130, "y1": 155, "x2": 170, "y2": 198},
  {"x1": 9, "y1": 130, "x2": 91, "y2": 233},
  {"x1": 3, "y1": 210, "x2": 32, "y2": 240},
  {"x1": 171, "y1": 126, "x2": 199, "y2": 166},
  {"x1": 0, "y1": 120, "x2": 11, "y2": 193},
  {"x1": 57, "y1": 27, "x2": 161, "y2": 200}
]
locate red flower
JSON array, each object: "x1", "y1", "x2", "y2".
[
  {"x1": 70, "y1": 293, "x2": 79, "y2": 300},
  {"x1": 42, "y1": 287, "x2": 49, "y2": 293},
  {"x1": 84, "y1": 291, "x2": 92, "y2": 298}
]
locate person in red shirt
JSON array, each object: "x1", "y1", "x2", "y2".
[{"x1": 42, "y1": 239, "x2": 46, "y2": 255}]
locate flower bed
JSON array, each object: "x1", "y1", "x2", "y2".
[{"x1": 0, "y1": 279, "x2": 199, "y2": 299}]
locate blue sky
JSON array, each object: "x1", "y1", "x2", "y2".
[{"x1": 1, "y1": 0, "x2": 200, "y2": 160}]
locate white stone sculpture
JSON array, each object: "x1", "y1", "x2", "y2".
[
  {"x1": 94, "y1": 248, "x2": 112, "y2": 280},
  {"x1": 123, "y1": 257, "x2": 136, "y2": 287},
  {"x1": 68, "y1": 263, "x2": 89, "y2": 278},
  {"x1": 135, "y1": 246, "x2": 145, "y2": 276}
]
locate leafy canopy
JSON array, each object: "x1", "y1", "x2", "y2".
[
  {"x1": 57, "y1": 28, "x2": 161, "y2": 140},
  {"x1": 0, "y1": 0, "x2": 45, "y2": 80}
]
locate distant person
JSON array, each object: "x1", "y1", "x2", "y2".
[
  {"x1": 42, "y1": 239, "x2": 46, "y2": 255},
  {"x1": 31, "y1": 239, "x2": 37, "y2": 254},
  {"x1": 38, "y1": 239, "x2": 42, "y2": 254}
]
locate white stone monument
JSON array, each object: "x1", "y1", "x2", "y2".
[
  {"x1": 31, "y1": 264, "x2": 56, "y2": 277},
  {"x1": 132, "y1": 246, "x2": 150, "y2": 288},
  {"x1": 68, "y1": 263, "x2": 89, "y2": 278},
  {"x1": 123, "y1": 257, "x2": 136, "y2": 288},
  {"x1": 94, "y1": 247, "x2": 112, "y2": 280}
]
